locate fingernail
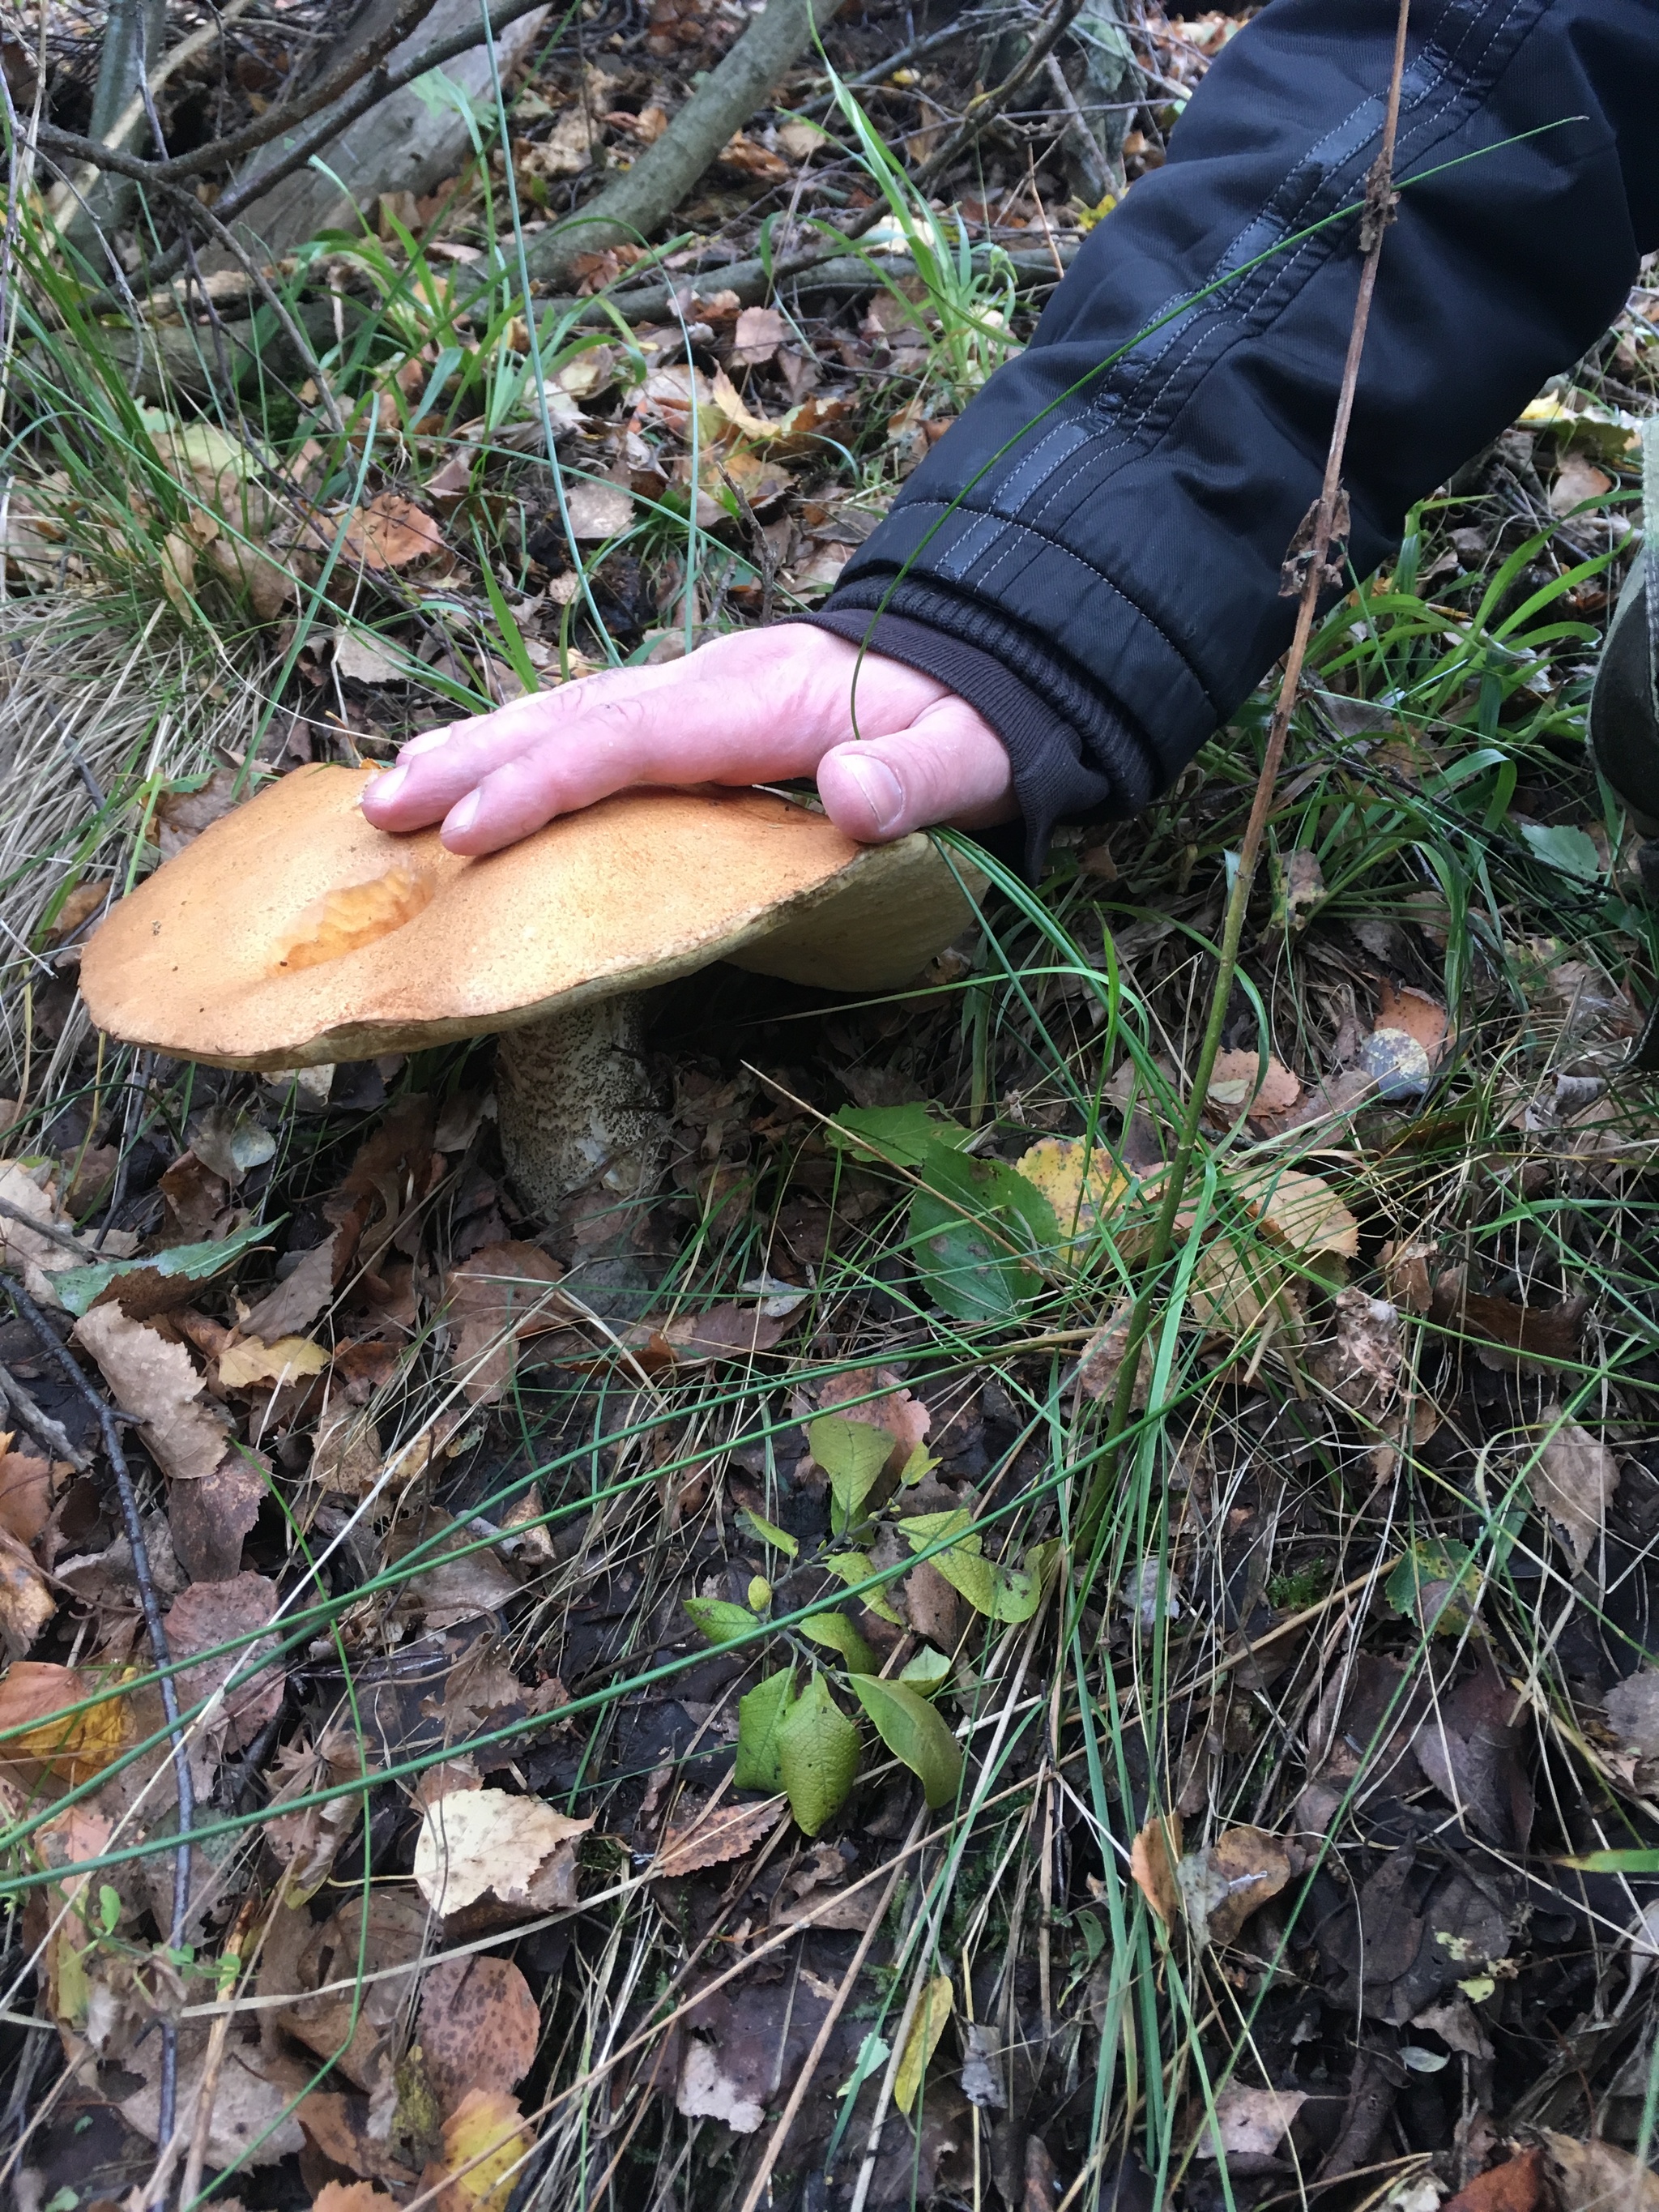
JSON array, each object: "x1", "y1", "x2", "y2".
[
  {"x1": 401, "y1": 724, "x2": 452, "y2": 758},
  {"x1": 841, "y1": 754, "x2": 904, "y2": 834},
  {"x1": 368, "y1": 765, "x2": 407, "y2": 806},
  {"x1": 444, "y1": 792, "x2": 480, "y2": 840}
]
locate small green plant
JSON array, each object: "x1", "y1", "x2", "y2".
[{"x1": 684, "y1": 1409, "x2": 1060, "y2": 1834}]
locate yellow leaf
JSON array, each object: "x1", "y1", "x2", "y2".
[
  {"x1": 218, "y1": 1335, "x2": 331, "y2": 1389},
  {"x1": 429, "y1": 2088, "x2": 531, "y2": 2212},
  {"x1": 0, "y1": 1661, "x2": 129, "y2": 1782},
  {"x1": 893, "y1": 1974, "x2": 953, "y2": 2115},
  {"x1": 1013, "y1": 1137, "x2": 1127, "y2": 1266},
  {"x1": 1232, "y1": 1164, "x2": 1359, "y2": 1260},
  {"x1": 708, "y1": 366, "x2": 778, "y2": 442}
]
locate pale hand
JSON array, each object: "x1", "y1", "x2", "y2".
[{"x1": 359, "y1": 624, "x2": 1016, "y2": 853}]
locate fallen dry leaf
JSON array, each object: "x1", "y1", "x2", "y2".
[
  {"x1": 0, "y1": 1541, "x2": 54, "y2": 1655},
  {"x1": 218, "y1": 1334, "x2": 331, "y2": 1390},
  {"x1": 1604, "y1": 1669, "x2": 1659, "y2": 1759},
  {"x1": 729, "y1": 305, "x2": 786, "y2": 365},
  {"x1": 169, "y1": 1454, "x2": 267, "y2": 1582},
  {"x1": 386, "y1": 1507, "x2": 521, "y2": 1629},
  {"x1": 1550, "y1": 451, "x2": 1614, "y2": 514},
  {"x1": 1130, "y1": 1813, "x2": 1183, "y2": 1926},
  {"x1": 122, "y1": 2018, "x2": 307, "y2": 2165},
  {"x1": 0, "y1": 1434, "x2": 54, "y2": 1544},
  {"x1": 655, "y1": 1793, "x2": 784, "y2": 1877},
  {"x1": 1531, "y1": 1405, "x2": 1620, "y2": 1569},
  {"x1": 1233, "y1": 1163, "x2": 1361, "y2": 1260},
  {"x1": 313, "y1": 2187, "x2": 401, "y2": 2212},
  {"x1": 814, "y1": 1365, "x2": 930, "y2": 1466},
  {"x1": 659, "y1": 1300, "x2": 793, "y2": 1364},
  {"x1": 72, "y1": 1302, "x2": 231, "y2": 1482},
  {"x1": 1073, "y1": 1305, "x2": 1150, "y2": 1409},
  {"x1": 1443, "y1": 2147, "x2": 1544, "y2": 2212},
  {"x1": 562, "y1": 480, "x2": 633, "y2": 540},
  {"x1": 445, "y1": 1241, "x2": 569, "y2": 1404},
  {"x1": 0, "y1": 1659, "x2": 128, "y2": 1781},
  {"x1": 1015, "y1": 1135, "x2": 1128, "y2": 1264},
  {"x1": 166, "y1": 1569, "x2": 285, "y2": 1750},
  {"x1": 418, "y1": 1956, "x2": 541, "y2": 2116},
  {"x1": 342, "y1": 492, "x2": 445, "y2": 572},
  {"x1": 1195, "y1": 2085, "x2": 1307, "y2": 2159},
  {"x1": 263, "y1": 1727, "x2": 373, "y2": 1900},
  {"x1": 423, "y1": 2087, "x2": 532, "y2": 2212},
  {"x1": 1176, "y1": 1825, "x2": 1293, "y2": 1947},
  {"x1": 243, "y1": 1239, "x2": 338, "y2": 1342},
  {"x1": 280, "y1": 1890, "x2": 429, "y2": 2091},
  {"x1": 718, "y1": 130, "x2": 789, "y2": 182},
  {"x1": 413, "y1": 1787, "x2": 592, "y2": 1918},
  {"x1": 1376, "y1": 979, "x2": 1451, "y2": 1060},
  {"x1": 1206, "y1": 1051, "x2": 1301, "y2": 1117},
  {"x1": 1542, "y1": 2132, "x2": 1659, "y2": 2212}
]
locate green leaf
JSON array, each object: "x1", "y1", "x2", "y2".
[
  {"x1": 53, "y1": 1215, "x2": 279, "y2": 1318},
  {"x1": 776, "y1": 1673, "x2": 861, "y2": 1836},
  {"x1": 827, "y1": 1103, "x2": 971, "y2": 1168},
  {"x1": 684, "y1": 1595, "x2": 758, "y2": 1646},
  {"x1": 809, "y1": 1414, "x2": 893, "y2": 1534},
  {"x1": 1520, "y1": 821, "x2": 1601, "y2": 882},
  {"x1": 739, "y1": 1510, "x2": 799, "y2": 1559},
  {"x1": 898, "y1": 1646, "x2": 953, "y2": 1693},
  {"x1": 908, "y1": 1142, "x2": 1058, "y2": 1322},
  {"x1": 735, "y1": 1666, "x2": 797, "y2": 1791},
  {"x1": 1556, "y1": 1848, "x2": 1659, "y2": 1873},
  {"x1": 897, "y1": 1513, "x2": 1046, "y2": 1623},
  {"x1": 798, "y1": 1608, "x2": 878, "y2": 1676},
  {"x1": 822, "y1": 1551, "x2": 903, "y2": 1625},
  {"x1": 851, "y1": 1675, "x2": 962, "y2": 1808}
]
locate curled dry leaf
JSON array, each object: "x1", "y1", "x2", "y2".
[
  {"x1": 655, "y1": 1792, "x2": 784, "y2": 1877},
  {"x1": 1129, "y1": 1812, "x2": 1183, "y2": 1926},
  {"x1": 263, "y1": 1727, "x2": 374, "y2": 1900},
  {"x1": 413, "y1": 1787, "x2": 593, "y2": 1919},
  {"x1": 72, "y1": 1302, "x2": 231, "y2": 1482},
  {"x1": 1176, "y1": 1825, "x2": 1293, "y2": 1947},
  {"x1": 342, "y1": 492, "x2": 445, "y2": 572},
  {"x1": 1531, "y1": 1405, "x2": 1620, "y2": 1570}
]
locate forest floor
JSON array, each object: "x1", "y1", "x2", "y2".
[{"x1": 3, "y1": 6, "x2": 1659, "y2": 2212}]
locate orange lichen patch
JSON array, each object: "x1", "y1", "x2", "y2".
[{"x1": 278, "y1": 866, "x2": 435, "y2": 971}]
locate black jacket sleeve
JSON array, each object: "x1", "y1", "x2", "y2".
[{"x1": 804, "y1": 0, "x2": 1659, "y2": 869}]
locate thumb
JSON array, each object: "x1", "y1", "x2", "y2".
[{"x1": 815, "y1": 698, "x2": 1017, "y2": 843}]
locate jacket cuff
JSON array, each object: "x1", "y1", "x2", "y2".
[{"x1": 788, "y1": 594, "x2": 1156, "y2": 879}]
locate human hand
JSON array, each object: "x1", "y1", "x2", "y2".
[{"x1": 359, "y1": 624, "x2": 1016, "y2": 853}]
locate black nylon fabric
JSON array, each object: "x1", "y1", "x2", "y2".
[{"x1": 818, "y1": 0, "x2": 1659, "y2": 829}]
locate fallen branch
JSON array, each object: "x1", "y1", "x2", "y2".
[{"x1": 524, "y1": 0, "x2": 849, "y2": 290}]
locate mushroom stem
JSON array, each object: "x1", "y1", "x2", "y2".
[{"x1": 493, "y1": 992, "x2": 663, "y2": 1216}]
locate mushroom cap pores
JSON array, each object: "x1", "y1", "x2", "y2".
[{"x1": 81, "y1": 767, "x2": 960, "y2": 1070}]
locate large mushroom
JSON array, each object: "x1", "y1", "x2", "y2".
[{"x1": 80, "y1": 766, "x2": 982, "y2": 1212}]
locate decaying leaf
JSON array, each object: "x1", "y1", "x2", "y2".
[
  {"x1": 1195, "y1": 2085, "x2": 1307, "y2": 2159},
  {"x1": 1073, "y1": 1305, "x2": 1151, "y2": 1407},
  {"x1": 0, "y1": 1437, "x2": 55, "y2": 1547},
  {"x1": 72, "y1": 1302, "x2": 231, "y2": 1482},
  {"x1": 1531, "y1": 1405, "x2": 1620, "y2": 1569},
  {"x1": 413, "y1": 1787, "x2": 592, "y2": 1918},
  {"x1": 342, "y1": 492, "x2": 446, "y2": 572},
  {"x1": 1130, "y1": 1813, "x2": 1183, "y2": 1926},
  {"x1": 421, "y1": 2087, "x2": 532, "y2": 2212},
  {"x1": 1309, "y1": 1289, "x2": 1401, "y2": 1420},
  {"x1": 1013, "y1": 1135, "x2": 1128, "y2": 1263},
  {"x1": 1542, "y1": 2132, "x2": 1659, "y2": 2212},
  {"x1": 1175, "y1": 1825, "x2": 1293, "y2": 1946},
  {"x1": 0, "y1": 1659, "x2": 129, "y2": 1781},
  {"x1": 217, "y1": 1334, "x2": 331, "y2": 1389},
  {"x1": 445, "y1": 1241, "x2": 569, "y2": 1403},
  {"x1": 655, "y1": 1793, "x2": 785, "y2": 1877},
  {"x1": 1206, "y1": 1051, "x2": 1301, "y2": 1117},
  {"x1": 167, "y1": 1570, "x2": 286, "y2": 1750},
  {"x1": 0, "y1": 1541, "x2": 54, "y2": 1655},
  {"x1": 893, "y1": 1974, "x2": 954, "y2": 2115},
  {"x1": 418, "y1": 1957, "x2": 541, "y2": 2115},
  {"x1": 1604, "y1": 1669, "x2": 1659, "y2": 1760}
]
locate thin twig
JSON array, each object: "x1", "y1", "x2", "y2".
[
  {"x1": 1077, "y1": 0, "x2": 1414, "y2": 1547},
  {"x1": 0, "y1": 1359, "x2": 92, "y2": 1471},
  {"x1": 1, "y1": 1272, "x2": 194, "y2": 2146}
]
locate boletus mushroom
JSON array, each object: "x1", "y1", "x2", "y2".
[{"x1": 80, "y1": 766, "x2": 982, "y2": 1212}]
